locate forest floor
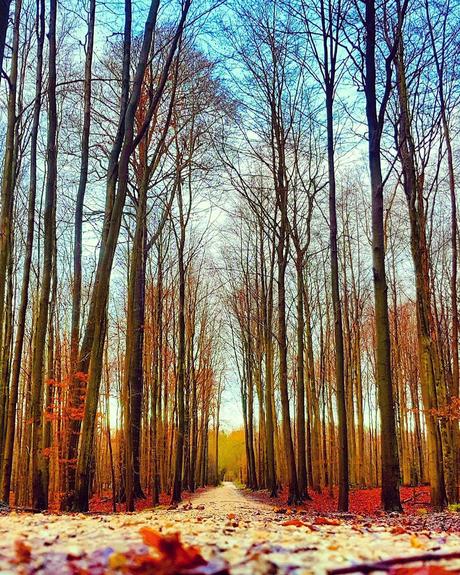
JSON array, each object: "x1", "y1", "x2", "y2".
[{"x1": 1, "y1": 482, "x2": 460, "y2": 574}]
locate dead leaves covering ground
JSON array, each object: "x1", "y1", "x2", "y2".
[
  {"x1": 7, "y1": 524, "x2": 228, "y2": 575},
  {"x1": 2, "y1": 485, "x2": 460, "y2": 575}
]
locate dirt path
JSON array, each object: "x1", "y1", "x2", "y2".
[
  {"x1": 0, "y1": 483, "x2": 459, "y2": 574},
  {"x1": 187, "y1": 481, "x2": 272, "y2": 514}
]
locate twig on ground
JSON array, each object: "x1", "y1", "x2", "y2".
[{"x1": 327, "y1": 551, "x2": 460, "y2": 574}]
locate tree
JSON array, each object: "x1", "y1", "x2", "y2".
[
  {"x1": 0, "y1": 0, "x2": 45, "y2": 505},
  {"x1": 29, "y1": 0, "x2": 57, "y2": 510},
  {"x1": 65, "y1": 0, "x2": 96, "y2": 508},
  {"x1": 297, "y1": 0, "x2": 350, "y2": 510},
  {"x1": 361, "y1": 0, "x2": 404, "y2": 512}
]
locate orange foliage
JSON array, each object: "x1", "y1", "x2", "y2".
[{"x1": 428, "y1": 397, "x2": 460, "y2": 420}]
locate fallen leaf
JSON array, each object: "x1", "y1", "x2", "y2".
[
  {"x1": 281, "y1": 519, "x2": 307, "y2": 527},
  {"x1": 108, "y1": 551, "x2": 127, "y2": 569},
  {"x1": 391, "y1": 526, "x2": 409, "y2": 535},
  {"x1": 140, "y1": 527, "x2": 207, "y2": 570},
  {"x1": 13, "y1": 540, "x2": 31, "y2": 564},
  {"x1": 410, "y1": 535, "x2": 425, "y2": 549},
  {"x1": 314, "y1": 516, "x2": 342, "y2": 526},
  {"x1": 391, "y1": 567, "x2": 452, "y2": 575}
]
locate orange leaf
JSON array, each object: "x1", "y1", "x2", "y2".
[
  {"x1": 13, "y1": 540, "x2": 31, "y2": 564},
  {"x1": 314, "y1": 516, "x2": 342, "y2": 526},
  {"x1": 391, "y1": 526, "x2": 408, "y2": 535},
  {"x1": 139, "y1": 527, "x2": 206, "y2": 570},
  {"x1": 282, "y1": 519, "x2": 307, "y2": 527}
]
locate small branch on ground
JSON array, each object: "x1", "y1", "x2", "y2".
[{"x1": 327, "y1": 551, "x2": 460, "y2": 574}]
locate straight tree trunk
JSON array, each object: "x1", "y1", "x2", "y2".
[
  {"x1": 66, "y1": 0, "x2": 96, "y2": 496},
  {"x1": 30, "y1": 0, "x2": 58, "y2": 510},
  {"x1": 0, "y1": 0, "x2": 36, "y2": 504},
  {"x1": 295, "y1": 259, "x2": 309, "y2": 499},
  {"x1": 0, "y1": 0, "x2": 21, "y2": 446},
  {"x1": 277, "y1": 198, "x2": 300, "y2": 504},
  {"x1": 123, "y1": 172, "x2": 148, "y2": 511},
  {"x1": 326, "y1": 84, "x2": 349, "y2": 511},
  {"x1": 171, "y1": 178, "x2": 186, "y2": 504},
  {"x1": 425, "y1": 0, "x2": 459, "y2": 498},
  {"x1": 363, "y1": 0, "x2": 402, "y2": 512},
  {"x1": 260, "y1": 227, "x2": 277, "y2": 497}
]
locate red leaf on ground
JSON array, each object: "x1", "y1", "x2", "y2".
[
  {"x1": 140, "y1": 527, "x2": 207, "y2": 570},
  {"x1": 391, "y1": 526, "x2": 409, "y2": 535},
  {"x1": 314, "y1": 516, "x2": 342, "y2": 526},
  {"x1": 390, "y1": 567, "x2": 452, "y2": 575}
]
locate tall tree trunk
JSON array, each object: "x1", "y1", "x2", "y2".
[
  {"x1": 30, "y1": 0, "x2": 58, "y2": 510},
  {"x1": 65, "y1": 0, "x2": 96, "y2": 503},
  {"x1": 171, "y1": 179, "x2": 186, "y2": 504},
  {"x1": 123, "y1": 173, "x2": 148, "y2": 511},
  {"x1": 261, "y1": 228, "x2": 277, "y2": 497},
  {"x1": 364, "y1": 0, "x2": 402, "y2": 512},
  {"x1": 295, "y1": 259, "x2": 309, "y2": 499},
  {"x1": 0, "y1": 0, "x2": 34, "y2": 504},
  {"x1": 425, "y1": 0, "x2": 459, "y2": 498},
  {"x1": 395, "y1": 40, "x2": 454, "y2": 507},
  {"x1": 277, "y1": 202, "x2": 300, "y2": 504},
  {"x1": 326, "y1": 84, "x2": 349, "y2": 512},
  {"x1": 0, "y1": 0, "x2": 21, "y2": 448}
]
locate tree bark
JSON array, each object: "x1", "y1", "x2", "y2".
[
  {"x1": 363, "y1": 0, "x2": 402, "y2": 512},
  {"x1": 30, "y1": 0, "x2": 58, "y2": 510}
]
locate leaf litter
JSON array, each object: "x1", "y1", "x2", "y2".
[{"x1": 1, "y1": 483, "x2": 460, "y2": 574}]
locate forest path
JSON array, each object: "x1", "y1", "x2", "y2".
[
  {"x1": 188, "y1": 481, "x2": 272, "y2": 514},
  {"x1": 0, "y1": 485, "x2": 460, "y2": 573}
]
